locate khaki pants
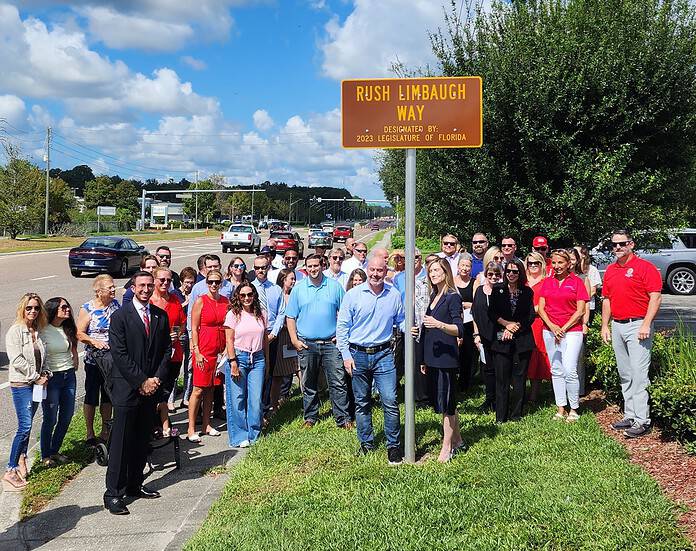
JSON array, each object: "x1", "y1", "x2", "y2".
[{"x1": 611, "y1": 320, "x2": 653, "y2": 426}]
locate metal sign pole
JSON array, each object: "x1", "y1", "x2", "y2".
[{"x1": 404, "y1": 148, "x2": 416, "y2": 463}]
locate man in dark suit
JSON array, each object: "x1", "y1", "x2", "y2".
[{"x1": 105, "y1": 271, "x2": 171, "y2": 515}]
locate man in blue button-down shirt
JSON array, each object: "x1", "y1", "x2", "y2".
[
  {"x1": 336, "y1": 256, "x2": 405, "y2": 465},
  {"x1": 286, "y1": 253, "x2": 351, "y2": 429}
]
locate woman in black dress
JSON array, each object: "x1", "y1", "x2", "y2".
[
  {"x1": 471, "y1": 261, "x2": 503, "y2": 411},
  {"x1": 487, "y1": 258, "x2": 536, "y2": 423},
  {"x1": 454, "y1": 255, "x2": 475, "y2": 392},
  {"x1": 416, "y1": 258, "x2": 465, "y2": 462}
]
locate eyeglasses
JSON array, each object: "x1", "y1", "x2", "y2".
[
  {"x1": 501, "y1": 243, "x2": 515, "y2": 249},
  {"x1": 415, "y1": 255, "x2": 422, "y2": 260},
  {"x1": 206, "y1": 279, "x2": 222, "y2": 285},
  {"x1": 331, "y1": 255, "x2": 344, "y2": 260},
  {"x1": 506, "y1": 269, "x2": 520, "y2": 275},
  {"x1": 493, "y1": 256, "x2": 504, "y2": 261},
  {"x1": 472, "y1": 240, "x2": 487, "y2": 245},
  {"x1": 239, "y1": 292, "x2": 254, "y2": 298},
  {"x1": 533, "y1": 246, "x2": 548, "y2": 252},
  {"x1": 156, "y1": 277, "x2": 172, "y2": 283},
  {"x1": 611, "y1": 240, "x2": 631, "y2": 248},
  {"x1": 99, "y1": 286, "x2": 116, "y2": 292},
  {"x1": 527, "y1": 261, "x2": 542, "y2": 267},
  {"x1": 232, "y1": 263, "x2": 246, "y2": 269},
  {"x1": 157, "y1": 254, "x2": 171, "y2": 259},
  {"x1": 25, "y1": 305, "x2": 40, "y2": 312},
  {"x1": 59, "y1": 304, "x2": 70, "y2": 311},
  {"x1": 253, "y1": 265, "x2": 268, "y2": 271},
  {"x1": 486, "y1": 272, "x2": 501, "y2": 278},
  {"x1": 443, "y1": 241, "x2": 457, "y2": 246},
  {"x1": 354, "y1": 248, "x2": 367, "y2": 253},
  {"x1": 306, "y1": 264, "x2": 322, "y2": 269}
]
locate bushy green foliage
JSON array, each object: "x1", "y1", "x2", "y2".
[
  {"x1": 379, "y1": 0, "x2": 696, "y2": 245},
  {"x1": 391, "y1": 234, "x2": 441, "y2": 254}
]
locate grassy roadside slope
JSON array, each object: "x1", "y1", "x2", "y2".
[{"x1": 185, "y1": 392, "x2": 690, "y2": 551}]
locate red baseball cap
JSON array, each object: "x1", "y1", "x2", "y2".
[{"x1": 532, "y1": 236, "x2": 548, "y2": 248}]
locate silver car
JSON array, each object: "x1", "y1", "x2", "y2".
[{"x1": 592, "y1": 228, "x2": 696, "y2": 295}]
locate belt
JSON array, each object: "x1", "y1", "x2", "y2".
[
  {"x1": 349, "y1": 341, "x2": 392, "y2": 354},
  {"x1": 613, "y1": 317, "x2": 644, "y2": 324},
  {"x1": 303, "y1": 338, "x2": 334, "y2": 344}
]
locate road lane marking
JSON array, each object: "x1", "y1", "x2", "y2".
[{"x1": 30, "y1": 275, "x2": 57, "y2": 281}]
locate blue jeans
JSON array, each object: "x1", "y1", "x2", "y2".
[
  {"x1": 8, "y1": 386, "x2": 39, "y2": 470},
  {"x1": 225, "y1": 350, "x2": 265, "y2": 447},
  {"x1": 350, "y1": 348, "x2": 400, "y2": 449},
  {"x1": 40, "y1": 370, "x2": 77, "y2": 459},
  {"x1": 299, "y1": 340, "x2": 350, "y2": 426}
]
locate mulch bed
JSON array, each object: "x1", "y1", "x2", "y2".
[{"x1": 583, "y1": 390, "x2": 696, "y2": 546}]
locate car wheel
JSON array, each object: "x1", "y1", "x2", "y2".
[
  {"x1": 667, "y1": 266, "x2": 696, "y2": 295},
  {"x1": 222, "y1": 245, "x2": 228, "y2": 253},
  {"x1": 119, "y1": 260, "x2": 128, "y2": 278},
  {"x1": 70, "y1": 269, "x2": 81, "y2": 278}
]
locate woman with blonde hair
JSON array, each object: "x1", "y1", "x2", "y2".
[
  {"x1": 77, "y1": 274, "x2": 119, "y2": 445},
  {"x1": 414, "y1": 258, "x2": 465, "y2": 462},
  {"x1": 4, "y1": 293, "x2": 49, "y2": 490},
  {"x1": 526, "y1": 252, "x2": 552, "y2": 402},
  {"x1": 473, "y1": 246, "x2": 504, "y2": 291}
]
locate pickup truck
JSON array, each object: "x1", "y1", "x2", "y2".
[{"x1": 221, "y1": 224, "x2": 261, "y2": 253}]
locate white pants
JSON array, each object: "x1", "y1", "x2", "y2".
[{"x1": 543, "y1": 330, "x2": 584, "y2": 410}]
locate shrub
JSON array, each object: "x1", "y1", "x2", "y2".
[{"x1": 390, "y1": 234, "x2": 441, "y2": 254}]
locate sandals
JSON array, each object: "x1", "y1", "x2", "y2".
[
  {"x1": 2, "y1": 470, "x2": 27, "y2": 491},
  {"x1": 566, "y1": 411, "x2": 580, "y2": 423},
  {"x1": 553, "y1": 412, "x2": 566, "y2": 421},
  {"x1": 205, "y1": 428, "x2": 221, "y2": 437},
  {"x1": 186, "y1": 433, "x2": 201, "y2": 443}
]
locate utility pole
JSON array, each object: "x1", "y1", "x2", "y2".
[
  {"x1": 44, "y1": 126, "x2": 51, "y2": 235},
  {"x1": 251, "y1": 183, "x2": 255, "y2": 222},
  {"x1": 289, "y1": 192, "x2": 292, "y2": 224},
  {"x1": 194, "y1": 170, "x2": 199, "y2": 230}
]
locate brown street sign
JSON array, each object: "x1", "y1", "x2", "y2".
[{"x1": 341, "y1": 76, "x2": 482, "y2": 149}]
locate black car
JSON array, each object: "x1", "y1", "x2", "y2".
[{"x1": 69, "y1": 236, "x2": 148, "y2": 278}]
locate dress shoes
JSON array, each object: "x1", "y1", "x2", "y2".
[
  {"x1": 104, "y1": 497, "x2": 130, "y2": 515},
  {"x1": 126, "y1": 485, "x2": 161, "y2": 499}
]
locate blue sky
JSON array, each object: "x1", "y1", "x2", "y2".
[{"x1": 0, "y1": 1, "x2": 481, "y2": 199}]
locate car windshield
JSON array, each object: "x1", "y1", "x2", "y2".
[
  {"x1": 336, "y1": 226, "x2": 349, "y2": 231},
  {"x1": 314, "y1": 232, "x2": 330, "y2": 237},
  {"x1": 272, "y1": 232, "x2": 293, "y2": 239},
  {"x1": 82, "y1": 237, "x2": 121, "y2": 248},
  {"x1": 229, "y1": 225, "x2": 253, "y2": 232}
]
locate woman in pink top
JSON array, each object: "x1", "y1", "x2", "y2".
[
  {"x1": 224, "y1": 283, "x2": 268, "y2": 448},
  {"x1": 537, "y1": 249, "x2": 589, "y2": 423}
]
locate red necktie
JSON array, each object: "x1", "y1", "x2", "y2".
[{"x1": 143, "y1": 307, "x2": 150, "y2": 337}]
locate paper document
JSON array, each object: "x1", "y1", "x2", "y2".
[
  {"x1": 32, "y1": 384, "x2": 47, "y2": 402},
  {"x1": 215, "y1": 353, "x2": 228, "y2": 375},
  {"x1": 463, "y1": 309, "x2": 473, "y2": 323},
  {"x1": 479, "y1": 346, "x2": 486, "y2": 365},
  {"x1": 282, "y1": 345, "x2": 298, "y2": 359}
]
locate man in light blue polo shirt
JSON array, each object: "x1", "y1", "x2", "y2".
[
  {"x1": 286, "y1": 253, "x2": 351, "y2": 429},
  {"x1": 337, "y1": 256, "x2": 405, "y2": 465}
]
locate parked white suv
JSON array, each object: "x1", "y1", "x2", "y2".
[{"x1": 220, "y1": 224, "x2": 261, "y2": 254}]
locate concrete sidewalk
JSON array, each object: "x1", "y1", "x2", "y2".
[{"x1": 0, "y1": 409, "x2": 243, "y2": 551}]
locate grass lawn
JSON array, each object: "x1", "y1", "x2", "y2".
[
  {"x1": 365, "y1": 230, "x2": 387, "y2": 250},
  {"x1": 0, "y1": 230, "x2": 210, "y2": 253},
  {"x1": 21, "y1": 411, "x2": 100, "y2": 519},
  {"x1": 185, "y1": 390, "x2": 690, "y2": 551}
]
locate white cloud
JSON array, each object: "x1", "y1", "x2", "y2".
[
  {"x1": 320, "y1": 0, "x2": 445, "y2": 80},
  {"x1": 252, "y1": 109, "x2": 274, "y2": 131},
  {"x1": 81, "y1": 6, "x2": 194, "y2": 52},
  {"x1": 0, "y1": 95, "x2": 26, "y2": 126},
  {"x1": 181, "y1": 55, "x2": 208, "y2": 71}
]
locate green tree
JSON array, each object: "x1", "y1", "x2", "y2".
[
  {"x1": 379, "y1": 0, "x2": 696, "y2": 246},
  {"x1": 183, "y1": 179, "x2": 221, "y2": 223},
  {"x1": 83, "y1": 176, "x2": 113, "y2": 209}
]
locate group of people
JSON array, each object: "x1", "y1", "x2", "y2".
[{"x1": 4, "y1": 228, "x2": 662, "y2": 515}]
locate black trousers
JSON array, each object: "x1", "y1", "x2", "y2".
[
  {"x1": 458, "y1": 325, "x2": 475, "y2": 391},
  {"x1": 262, "y1": 338, "x2": 279, "y2": 414},
  {"x1": 492, "y1": 350, "x2": 531, "y2": 423},
  {"x1": 480, "y1": 339, "x2": 495, "y2": 406},
  {"x1": 105, "y1": 398, "x2": 156, "y2": 499}
]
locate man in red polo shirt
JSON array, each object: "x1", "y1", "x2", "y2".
[
  {"x1": 601, "y1": 229, "x2": 662, "y2": 438},
  {"x1": 532, "y1": 236, "x2": 554, "y2": 277}
]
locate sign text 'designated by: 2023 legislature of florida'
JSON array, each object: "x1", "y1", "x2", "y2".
[{"x1": 341, "y1": 76, "x2": 482, "y2": 149}]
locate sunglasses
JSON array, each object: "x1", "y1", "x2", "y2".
[
  {"x1": 239, "y1": 292, "x2": 254, "y2": 298},
  {"x1": 612, "y1": 240, "x2": 631, "y2": 248},
  {"x1": 232, "y1": 263, "x2": 246, "y2": 269},
  {"x1": 494, "y1": 256, "x2": 504, "y2": 261},
  {"x1": 533, "y1": 246, "x2": 548, "y2": 252},
  {"x1": 354, "y1": 248, "x2": 367, "y2": 253},
  {"x1": 443, "y1": 241, "x2": 457, "y2": 246},
  {"x1": 156, "y1": 277, "x2": 172, "y2": 283},
  {"x1": 415, "y1": 255, "x2": 422, "y2": 260},
  {"x1": 25, "y1": 305, "x2": 40, "y2": 312},
  {"x1": 506, "y1": 269, "x2": 520, "y2": 275},
  {"x1": 527, "y1": 261, "x2": 542, "y2": 267},
  {"x1": 472, "y1": 240, "x2": 487, "y2": 245},
  {"x1": 59, "y1": 304, "x2": 70, "y2": 311},
  {"x1": 157, "y1": 254, "x2": 171, "y2": 259},
  {"x1": 206, "y1": 279, "x2": 222, "y2": 285},
  {"x1": 253, "y1": 265, "x2": 268, "y2": 271},
  {"x1": 99, "y1": 286, "x2": 116, "y2": 292},
  {"x1": 486, "y1": 272, "x2": 501, "y2": 278},
  {"x1": 501, "y1": 243, "x2": 515, "y2": 248},
  {"x1": 331, "y1": 255, "x2": 345, "y2": 260}
]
